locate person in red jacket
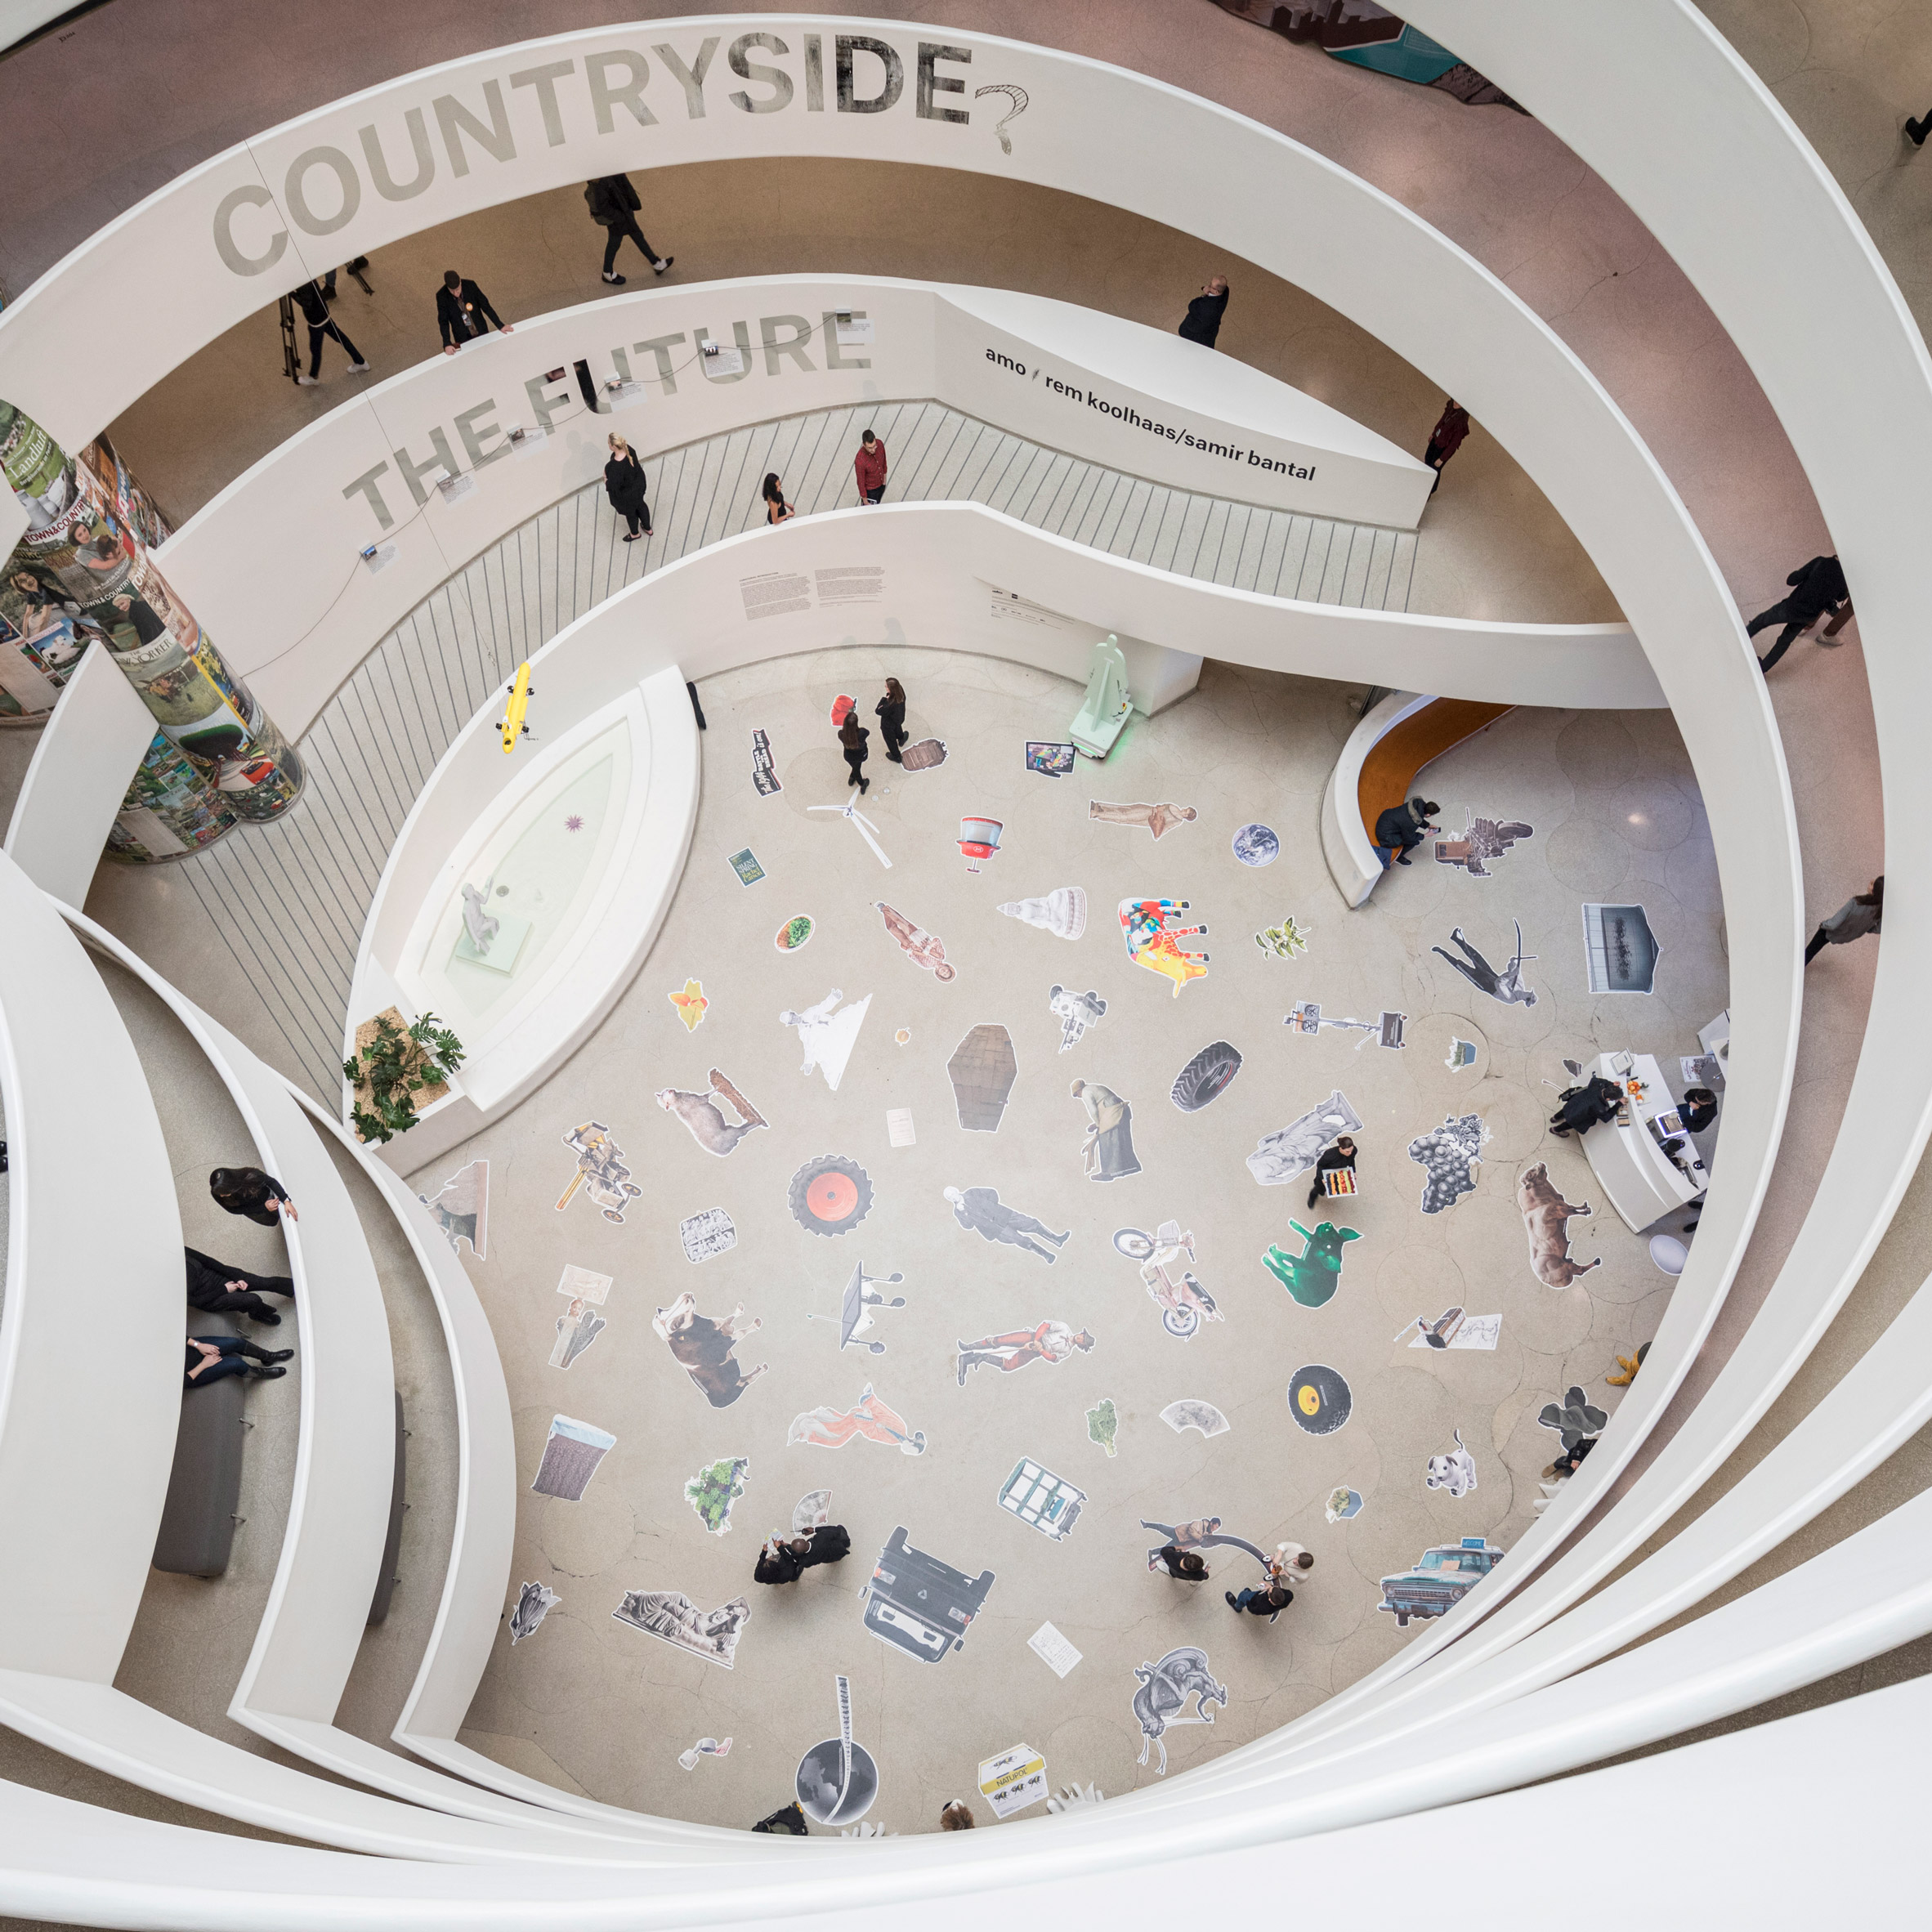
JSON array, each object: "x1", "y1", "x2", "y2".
[
  {"x1": 1423, "y1": 399, "x2": 1470, "y2": 494},
  {"x1": 855, "y1": 428, "x2": 888, "y2": 505}
]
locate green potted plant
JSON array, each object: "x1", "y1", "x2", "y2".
[{"x1": 344, "y1": 1005, "x2": 465, "y2": 1144}]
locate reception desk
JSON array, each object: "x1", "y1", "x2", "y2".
[{"x1": 1582, "y1": 1052, "x2": 1708, "y2": 1232}]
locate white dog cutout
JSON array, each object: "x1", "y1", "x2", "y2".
[{"x1": 1424, "y1": 1427, "x2": 1478, "y2": 1499}]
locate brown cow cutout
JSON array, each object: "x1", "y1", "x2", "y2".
[
  {"x1": 1516, "y1": 1162, "x2": 1602, "y2": 1289},
  {"x1": 654, "y1": 1294, "x2": 767, "y2": 1407}
]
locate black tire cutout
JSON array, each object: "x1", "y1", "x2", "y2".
[
  {"x1": 788, "y1": 1153, "x2": 874, "y2": 1237},
  {"x1": 1170, "y1": 1040, "x2": 1244, "y2": 1113},
  {"x1": 1288, "y1": 1363, "x2": 1353, "y2": 1436}
]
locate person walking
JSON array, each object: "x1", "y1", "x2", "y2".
[
  {"x1": 1178, "y1": 275, "x2": 1229, "y2": 347},
  {"x1": 1805, "y1": 876, "x2": 1883, "y2": 964},
  {"x1": 1746, "y1": 554, "x2": 1849, "y2": 672},
  {"x1": 1907, "y1": 109, "x2": 1931, "y2": 147},
  {"x1": 939, "y1": 1802, "x2": 977, "y2": 1831},
  {"x1": 186, "y1": 1246, "x2": 294, "y2": 1326},
  {"x1": 1226, "y1": 1581, "x2": 1291, "y2": 1621},
  {"x1": 185, "y1": 1333, "x2": 292, "y2": 1389},
  {"x1": 875, "y1": 678, "x2": 908, "y2": 761},
  {"x1": 754, "y1": 1523, "x2": 851, "y2": 1585},
  {"x1": 437, "y1": 270, "x2": 512, "y2": 353},
  {"x1": 603, "y1": 433, "x2": 652, "y2": 542},
  {"x1": 839, "y1": 711, "x2": 870, "y2": 793},
  {"x1": 290, "y1": 277, "x2": 369, "y2": 387},
  {"x1": 1375, "y1": 795, "x2": 1441, "y2": 867},
  {"x1": 763, "y1": 472, "x2": 795, "y2": 525},
  {"x1": 1271, "y1": 1543, "x2": 1315, "y2": 1587},
  {"x1": 1422, "y1": 400, "x2": 1469, "y2": 493},
  {"x1": 209, "y1": 1166, "x2": 297, "y2": 1225},
  {"x1": 1306, "y1": 1135, "x2": 1357, "y2": 1210},
  {"x1": 585, "y1": 174, "x2": 672, "y2": 284},
  {"x1": 1152, "y1": 1545, "x2": 1209, "y2": 1581},
  {"x1": 855, "y1": 428, "x2": 888, "y2": 504}
]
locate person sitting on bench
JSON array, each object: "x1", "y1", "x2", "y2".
[
  {"x1": 185, "y1": 1334, "x2": 291, "y2": 1389},
  {"x1": 186, "y1": 1246, "x2": 295, "y2": 1326},
  {"x1": 1375, "y1": 796, "x2": 1440, "y2": 867}
]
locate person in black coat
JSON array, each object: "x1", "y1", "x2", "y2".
[
  {"x1": 585, "y1": 174, "x2": 672, "y2": 284},
  {"x1": 1307, "y1": 1134, "x2": 1357, "y2": 1210},
  {"x1": 1746, "y1": 554, "x2": 1849, "y2": 672},
  {"x1": 1375, "y1": 795, "x2": 1441, "y2": 867},
  {"x1": 1153, "y1": 1545, "x2": 1209, "y2": 1581},
  {"x1": 754, "y1": 1525, "x2": 851, "y2": 1585},
  {"x1": 875, "y1": 678, "x2": 907, "y2": 761},
  {"x1": 438, "y1": 271, "x2": 511, "y2": 353},
  {"x1": 1226, "y1": 1581, "x2": 1291, "y2": 1620},
  {"x1": 186, "y1": 1246, "x2": 295, "y2": 1326},
  {"x1": 839, "y1": 713, "x2": 870, "y2": 794},
  {"x1": 209, "y1": 1166, "x2": 297, "y2": 1226},
  {"x1": 603, "y1": 433, "x2": 652, "y2": 541},
  {"x1": 186, "y1": 1334, "x2": 291, "y2": 1389},
  {"x1": 1178, "y1": 275, "x2": 1229, "y2": 348},
  {"x1": 1679, "y1": 1087, "x2": 1719, "y2": 1135},
  {"x1": 1549, "y1": 1074, "x2": 1622, "y2": 1138},
  {"x1": 288, "y1": 277, "x2": 368, "y2": 386}
]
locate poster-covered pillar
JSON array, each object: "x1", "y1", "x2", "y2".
[{"x1": 0, "y1": 400, "x2": 303, "y2": 858}]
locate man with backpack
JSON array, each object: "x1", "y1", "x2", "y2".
[{"x1": 584, "y1": 175, "x2": 673, "y2": 284}]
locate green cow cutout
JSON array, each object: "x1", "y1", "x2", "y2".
[{"x1": 1262, "y1": 1220, "x2": 1362, "y2": 1308}]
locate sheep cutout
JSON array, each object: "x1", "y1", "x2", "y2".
[{"x1": 1424, "y1": 1429, "x2": 1478, "y2": 1499}]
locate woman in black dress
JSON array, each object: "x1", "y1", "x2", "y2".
[
  {"x1": 762, "y1": 472, "x2": 794, "y2": 525},
  {"x1": 603, "y1": 433, "x2": 651, "y2": 542},
  {"x1": 838, "y1": 713, "x2": 870, "y2": 794},
  {"x1": 875, "y1": 677, "x2": 907, "y2": 762},
  {"x1": 209, "y1": 1165, "x2": 297, "y2": 1225}
]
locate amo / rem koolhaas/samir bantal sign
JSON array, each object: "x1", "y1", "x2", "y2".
[{"x1": 986, "y1": 348, "x2": 1317, "y2": 481}]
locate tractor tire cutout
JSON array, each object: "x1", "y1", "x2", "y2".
[
  {"x1": 1170, "y1": 1040, "x2": 1242, "y2": 1113},
  {"x1": 789, "y1": 1154, "x2": 874, "y2": 1237},
  {"x1": 1287, "y1": 1363, "x2": 1353, "y2": 1436}
]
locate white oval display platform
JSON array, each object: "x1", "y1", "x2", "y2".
[{"x1": 347, "y1": 665, "x2": 699, "y2": 1165}]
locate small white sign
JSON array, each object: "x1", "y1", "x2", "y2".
[
  {"x1": 977, "y1": 1743, "x2": 1048, "y2": 1821},
  {"x1": 556, "y1": 1263, "x2": 613, "y2": 1306},
  {"x1": 886, "y1": 1108, "x2": 916, "y2": 1147},
  {"x1": 606, "y1": 379, "x2": 649, "y2": 411},
  {"x1": 508, "y1": 424, "x2": 548, "y2": 458},
  {"x1": 836, "y1": 315, "x2": 875, "y2": 347},
  {"x1": 1027, "y1": 1621, "x2": 1082, "y2": 1679},
  {"x1": 360, "y1": 541, "x2": 399, "y2": 575},
  {"x1": 434, "y1": 468, "x2": 477, "y2": 504},
  {"x1": 701, "y1": 342, "x2": 746, "y2": 377}
]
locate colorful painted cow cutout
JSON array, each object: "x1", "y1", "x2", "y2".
[{"x1": 1118, "y1": 896, "x2": 1209, "y2": 996}]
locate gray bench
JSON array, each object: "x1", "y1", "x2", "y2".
[{"x1": 153, "y1": 1314, "x2": 248, "y2": 1578}]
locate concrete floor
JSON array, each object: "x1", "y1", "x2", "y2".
[
  {"x1": 423, "y1": 647, "x2": 1711, "y2": 1828},
  {"x1": 0, "y1": 0, "x2": 1925, "y2": 1883}
]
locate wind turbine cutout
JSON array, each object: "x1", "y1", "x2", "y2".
[{"x1": 809, "y1": 794, "x2": 892, "y2": 869}]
